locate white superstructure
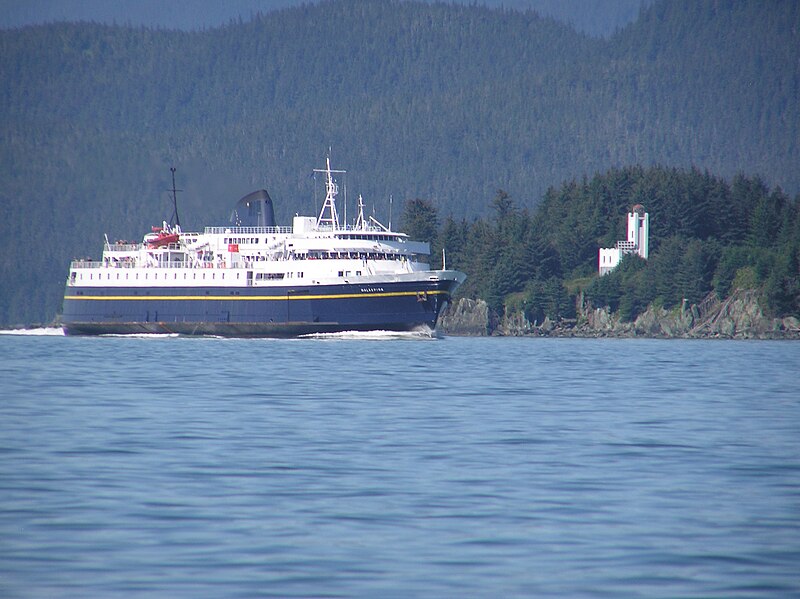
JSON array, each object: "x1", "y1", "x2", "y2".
[{"x1": 67, "y1": 158, "x2": 433, "y2": 290}]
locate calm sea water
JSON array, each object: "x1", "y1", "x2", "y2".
[{"x1": 1, "y1": 331, "x2": 799, "y2": 598}]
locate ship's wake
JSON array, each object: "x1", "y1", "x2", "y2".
[
  {"x1": 0, "y1": 327, "x2": 439, "y2": 340},
  {"x1": 0, "y1": 327, "x2": 65, "y2": 336},
  {"x1": 99, "y1": 333, "x2": 181, "y2": 339},
  {"x1": 300, "y1": 326, "x2": 439, "y2": 340}
]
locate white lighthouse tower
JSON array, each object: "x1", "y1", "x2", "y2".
[{"x1": 598, "y1": 204, "x2": 649, "y2": 276}]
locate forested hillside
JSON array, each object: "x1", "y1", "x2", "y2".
[
  {"x1": 409, "y1": 167, "x2": 800, "y2": 325},
  {"x1": 1, "y1": 0, "x2": 798, "y2": 324}
]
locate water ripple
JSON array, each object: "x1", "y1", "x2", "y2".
[{"x1": 1, "y1": 336, "x2": 799, "y2": 597}]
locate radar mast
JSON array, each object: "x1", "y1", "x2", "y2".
[{"x1": 314, "y1": 156, "x2": 345, "y2": 230}]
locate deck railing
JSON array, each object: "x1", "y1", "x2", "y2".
[
  {"x1": 104, "y1": 243, "x2": 139, "y2": 252},
  {"x1": 70, "y1": 259, "x2": 246, "y2": 270},
  {"x1": 204, "y1": 226, "x2": 293, "y2": 235}
]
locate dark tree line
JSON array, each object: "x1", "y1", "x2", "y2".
[{"x1": 403, "y1": 167, "x2": 800, "y2": 322}]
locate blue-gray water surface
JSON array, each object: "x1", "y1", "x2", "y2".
[{"x1": 1, "y1": 332, "x2": 799, "y2": 598}]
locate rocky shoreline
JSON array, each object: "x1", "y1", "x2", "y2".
[
  {"x1": 440, "y1": 290, "x2": 800, "y2": 340},
  {"x1": 4, "y1": 291, "x2": 797, "y2": 340}
]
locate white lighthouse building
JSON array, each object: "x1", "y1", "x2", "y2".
[{"x1": 598, "y1": 205, "x2": 649, "y2": 276}]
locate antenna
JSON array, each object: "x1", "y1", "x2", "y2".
[
  {"x1": 389, "y1": 195, "x2": 393, "y2": 231},
  {"x1": 355, "y1": 194, "x2": 366, "y2": 230},
  {"x1": 313, "y1": 156, "x2": 346, "y2": 229},
  {"x1": 168, "y1": 167, "x2": 182, "y2": 228},
  {"x1": 313, "y1": 170, "x2": 318, "y2": 216}
]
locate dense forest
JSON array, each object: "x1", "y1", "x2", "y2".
[
  {"x1": 1, "y1": 0, "x2": 798, "y2": 325},
  {"x1": 1, "y1": 0, "x2": 651, "y2": 39},
  {"x1": 402, "y1": 167, "x2": 800, "y2": 324}
]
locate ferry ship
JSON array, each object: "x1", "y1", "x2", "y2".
[{"x1": 61, "y1": 159, "x2": 466, "y2": 336}]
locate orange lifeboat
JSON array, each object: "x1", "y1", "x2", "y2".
[{"x1": 147, "y1": 227, "x2": 180, "y2": 248}]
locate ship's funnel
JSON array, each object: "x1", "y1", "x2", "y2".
[{"x1": 230, "y1": 189, "x2": 276, "y2": 227}]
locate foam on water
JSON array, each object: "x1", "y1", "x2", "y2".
[
  {"x1": 0, "y1": 327, "x2": 435, "y2": 340},
  {"x1": 99, "y1": 332, "x2": 181, "y2": 339},
  {"x1": 0, "y1": 326, "x2": 64, "y2": 336},
  {"x1": 300, "y1": 327, "x2": 438, "y2": 340}
]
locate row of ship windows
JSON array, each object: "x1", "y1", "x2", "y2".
[
  {"x1": 74, "y1": 269, "x2": 366, "y2": 282},
  {"x1": 225, "y1": 237, "x2": 261, "y2": 244},
  {"x1": 300, "y1": 251, "x2": 403, "y2": 260},
  {"x1": 334, "y1": 234, "x2": 396, "y2": 241},
  {"x1": 253, "y1": 271, "x2": 363, "y2": 279},
  {"x1": 78, "y1": 272, "x2": 238, "y2": 281},
  {"x1": 221, "y1": 235, "x2": 399, "y2": 245},
  {"x1": 73, "y1": 271, "x2": 317, "y2": 281}
]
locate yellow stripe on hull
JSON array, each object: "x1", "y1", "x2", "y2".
[{"x1": 64, "y1": 290, "x2": 449, "y2": 301}]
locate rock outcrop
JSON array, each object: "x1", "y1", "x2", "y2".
[
  {"x1": 438, "y1": 298, "x2": 490, "y2": 336},
  {"x1": 440, "y1": 291, "x2": 800, "y2": 339}
]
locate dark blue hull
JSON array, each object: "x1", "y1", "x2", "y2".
[{"x1": 61, "y1": 278, "x2": 458, "y2": 337}]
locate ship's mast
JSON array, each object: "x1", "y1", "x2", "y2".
[
  {"x1": 314, "y1": 157, "x2": 345, "y2": 230},
  {"x1": 355, "y1": 194, "x2": 367, "y2": 230},
  {"x1": 168, "y1": 166, "x2": 182, "y2": 229}
]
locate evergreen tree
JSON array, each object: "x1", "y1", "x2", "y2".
[{"x1": 400, "y1": 198, "x2": 439, "y2": 246}]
